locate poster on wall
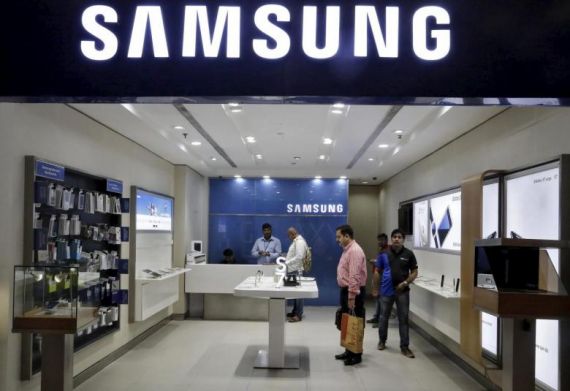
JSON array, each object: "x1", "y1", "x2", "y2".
[
  {"x1": 413, "y1": 200, "x2": 429, "y2": 248},
  {"x1": 481, "y1": 181, "x2": 499, "y2": 357},
  {"x1": 505, "y1": 164, "x2": 560, "y2": 391},
  {"x1": 428, "y1": 191, "x2": 462, "y2": 251}
]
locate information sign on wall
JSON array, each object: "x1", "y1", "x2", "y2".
[
  {"x1": 208, "y1": 178, "x2": 348, "y2": 306},
  {"x1": 3, "y1": 1, "x2": 570, "y2": 101}
]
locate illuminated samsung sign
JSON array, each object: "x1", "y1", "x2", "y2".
[
  {"x1": 286, "y1": 203, "x2": 345, "y2": 214},
  {"x1": 80, "y1": 5, "x2": 451, "y2": 62}
]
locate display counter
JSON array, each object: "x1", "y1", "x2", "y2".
[
  {"x1": 234, "y1": 276, "x2": 319, "y2": 368},
  {"x1": 185, "y1": 264, "x2": 277, "y2": 320}
]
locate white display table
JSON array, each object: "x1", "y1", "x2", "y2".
[{"x1": 234, "y1": 276, "x2": 318, "y2": 369}]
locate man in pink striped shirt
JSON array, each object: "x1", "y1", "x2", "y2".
[{"x1": 334, "y1": 224, "x2": 367, "y2": 366}]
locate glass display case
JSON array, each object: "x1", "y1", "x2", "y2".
[{"x1": 13, "y1": 265, "x2": 117, "y2": 334}]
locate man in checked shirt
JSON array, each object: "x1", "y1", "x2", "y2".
[{"x1": 334, "y1": 224, "x2": 368, "y2": 366}]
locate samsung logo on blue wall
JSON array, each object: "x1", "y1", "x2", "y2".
[
  {"x1": 80, "y1": 5, "x2": 451, "y2": 62},
  {"x1": 287, "y1": 203, "x2": 345, "y2": 214}
]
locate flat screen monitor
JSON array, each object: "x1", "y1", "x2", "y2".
[
  {"x1": 135, "y1": 188, "x2": 173, "y2": 232},
  {"x1": 191, "y1": 240, "x2": 203, "y2": 253}
]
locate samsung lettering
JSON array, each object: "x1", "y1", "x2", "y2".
[
  {"x1": 80, "y1": 5, "x2": 451, "y2": 61},
  {"x1": 286, "y1": 204, "x2": 344, "y2": 214}
]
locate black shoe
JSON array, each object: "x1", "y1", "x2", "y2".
[
  {"x1": 401, "y1": 348, "x2": 415, "y2": 358},
  {"x1": 344, "y1": 356, "x2": 362, "y2": 366},
  {"x1": 286, "y1": 312, "x2": 294, "y2": 318},
  {"x1": 366, "y1": 317, "x2": 378, "y2": 324},
  {"x1": 335, "y1": 352, "x2": 349, "y2": 360},
  {"x1": 377, "y1": 342, "x2": 386, "y2": 350}
]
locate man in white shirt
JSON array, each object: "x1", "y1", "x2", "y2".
[{"x1": 285, "y1": 227, "x2": 308, "y2": 322}]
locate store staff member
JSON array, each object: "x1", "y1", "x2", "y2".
[{"x1": 251, "y1": 223, "x2": 282, "y2": 264}]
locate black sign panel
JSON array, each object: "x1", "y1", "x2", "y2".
[{"x1": 1, "y1": 0, "x2": 570, "y2": 103}]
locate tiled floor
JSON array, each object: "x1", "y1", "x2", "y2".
[{"x1": 76, "y1": 307, "x2": 486, "y2": 391}]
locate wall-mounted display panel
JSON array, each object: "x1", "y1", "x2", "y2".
[
  {"x1": 505, "y1": 163, "x2": 560, "y2": 391},
  {"x1": 135, "y1": 188, "x2": 173, "y2": 232},
  {"x1": 429, "y1": 191, "x2": 462, "y2": 251},
  {"x1": 413, "y1": 200, "x2": 429, "y2": 248},
  {"x1": 131, "y1": 187, "x2": 178, "y2": 322},
  {"x1": 481, "y1": 181, "x2": 500, "y2": 360}
]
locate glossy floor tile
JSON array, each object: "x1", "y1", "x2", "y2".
[{"x1": 76, "y1": 307, "x2": 485, "y2": 391}]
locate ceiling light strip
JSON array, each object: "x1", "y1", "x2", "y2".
[
  {"x1": 174, "y1": 103, "x2": 237, "y2": 168},
  {"x1": 345, "y1": 105, "x2": 403, "y2": 169}
]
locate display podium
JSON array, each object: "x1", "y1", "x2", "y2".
[
  {"x1": 473, "y1": 239, "x2": 570, "y2": 391},
  {"x1": 234, "y1": 276, "x2": 318, "y2": 369},
  {"x1": 12, "y1": 265, "x2": 111, "y2": 391}
]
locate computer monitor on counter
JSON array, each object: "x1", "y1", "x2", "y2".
[{"x1": 191, "y1": 240, "x2": 203, "y2": 253}]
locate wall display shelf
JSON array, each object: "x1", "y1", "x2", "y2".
[
  {"x1": 473, "y1": 238, "x2": 570, "y2": 319},
  {"x1": 21, "y1": 156, "x2": 127, "y2": 379},
  {"x1": 130, "y1": 186, "x2": 178, "y2": 322},
  {"x1": 136, "y1": 267, "x2": 190, "y2": 282},
  {"x1": 473, "y1": 238, "x2": 570, "y2": 391},
  {"x1": 412, "y1": 277, "x2": 460, "y2": 299}
]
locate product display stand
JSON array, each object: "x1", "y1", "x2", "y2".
[
  {"x1": 20, "y1": 156, "x2": 126, "y2": 379},
  {"x1": 234, "y1": 276, "x2": 318, "y2": 369},
  {"x1": 473, "y1": 238, "x2": 570, "y2": 391},
  {"x1": 41, "y1": 334, "x2": 74, "y2": 391}
]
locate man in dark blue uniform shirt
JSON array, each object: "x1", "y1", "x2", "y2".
[{"x1": 373, "y1": 229, "x2": 418, "y2": 358}]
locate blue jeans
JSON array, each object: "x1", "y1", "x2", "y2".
[
  {"x1": 292, "y1": 298, "x2": 304, "y2": 317},
  {"x1": 378, "y1": 290, "x2": 410, "y2": 348}
]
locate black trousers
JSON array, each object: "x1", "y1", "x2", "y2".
[{"x1": 339, "y1": 286, "x2": 366, "y2": 358}]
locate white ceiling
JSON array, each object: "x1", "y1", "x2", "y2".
[{"x1": 71, "y1": 103, "x2": 505, "y2": 184}]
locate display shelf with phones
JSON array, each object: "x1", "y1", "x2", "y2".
[
  {"x1": 21, "y1": 156, "x2": 128, "y2": 379},
  {"x1": 129, "y1": 186, "x2": 179, "y2": 322}
]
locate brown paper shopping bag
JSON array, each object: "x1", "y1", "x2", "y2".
[{"x1": 340, "y1": 312, "x2": 364, "y2": 353}]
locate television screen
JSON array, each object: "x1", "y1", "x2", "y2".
[
  {"x1": 135, "y1": 188, "x2": 173, "y2": 232},
  {"x1": 398, "y1": 203, "x2": 413, "y2": 235}
]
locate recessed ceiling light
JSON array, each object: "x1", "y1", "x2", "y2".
[
  {"x1": 178, "y1": 144, "x2": 187, "y2": 152},
  {"x1": 378, "y1": 144, "x2": 389, "y2": 148},
  {"x1": 263, "y1": 175, "x2": 270, "y2": 179},
  {"x1": 211, "y1": 157, "x2": 217, "y2": 161},
  {"x1": 231, "y1": 108, "x2": 243, "y2": 113},
  {"x1": 362, "y1": 181, "x2": 369, "y2": 184},
  {"x1": 191, "y1": 141, "x2": 201, "y2": 146},
  {"x1": 315, "y1": 176, "x2": 322, "y2": 179},
  {"x1": 394, "y1": 129, "x2": 404, "y2": 135},
  {"x1": 228, "y1": 102, "x2": 240, "y2": 107},
  {"x1": 173, "y1": 125, "x2": 185, "y2": 130},
  {"x1": 245, "y1": 136, "x2": 256, "y2": 143},
  {"x1": 368, "y1": 158, "x2": 374, "y2": 161},
  {"x1": 319, "y1": 155, "x2": 326, "y2": 160},
  {"x1": 393, "y1": 146, "x2": 401, "y2": 155},
  {"x1": 255, "y1": 154, "x2": 263, "y2": 159},
  {"x1": 333, "y1": 103, "x2": 345, "y2": 109},
  {"x1": 293, "y1": 156, "x2": 301, "y2": 160},
  {"x1": 331, "y1": 109, "x2": 343, "y2": 114},
  {"x1": 323, "y1": 138, "x2": 333, "y2": 145},
  {"x1": 234, "y1": 175, "x2": 242, "y2": 178},
  {"x1": 339, "y1": 176, "x2": 347, "y2": 179}
]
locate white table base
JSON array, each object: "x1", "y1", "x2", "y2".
[{"x1": 253, "y1": 298, "x2": 300, "y2": 369}]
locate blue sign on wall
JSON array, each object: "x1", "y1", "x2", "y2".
[
  {"x1": 106, "y1": 178, "x2": 123, "y2": 194},
  {"x1": 209, "y1": 178, "x2": 348, "y2": 305},
  {"x1": 35, "y1": 160, "x2": 65, "y2": 181}
]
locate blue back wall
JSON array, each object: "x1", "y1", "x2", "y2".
[{"x1": 208, "y1": 178, "x2": 348, "y2": 306}]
